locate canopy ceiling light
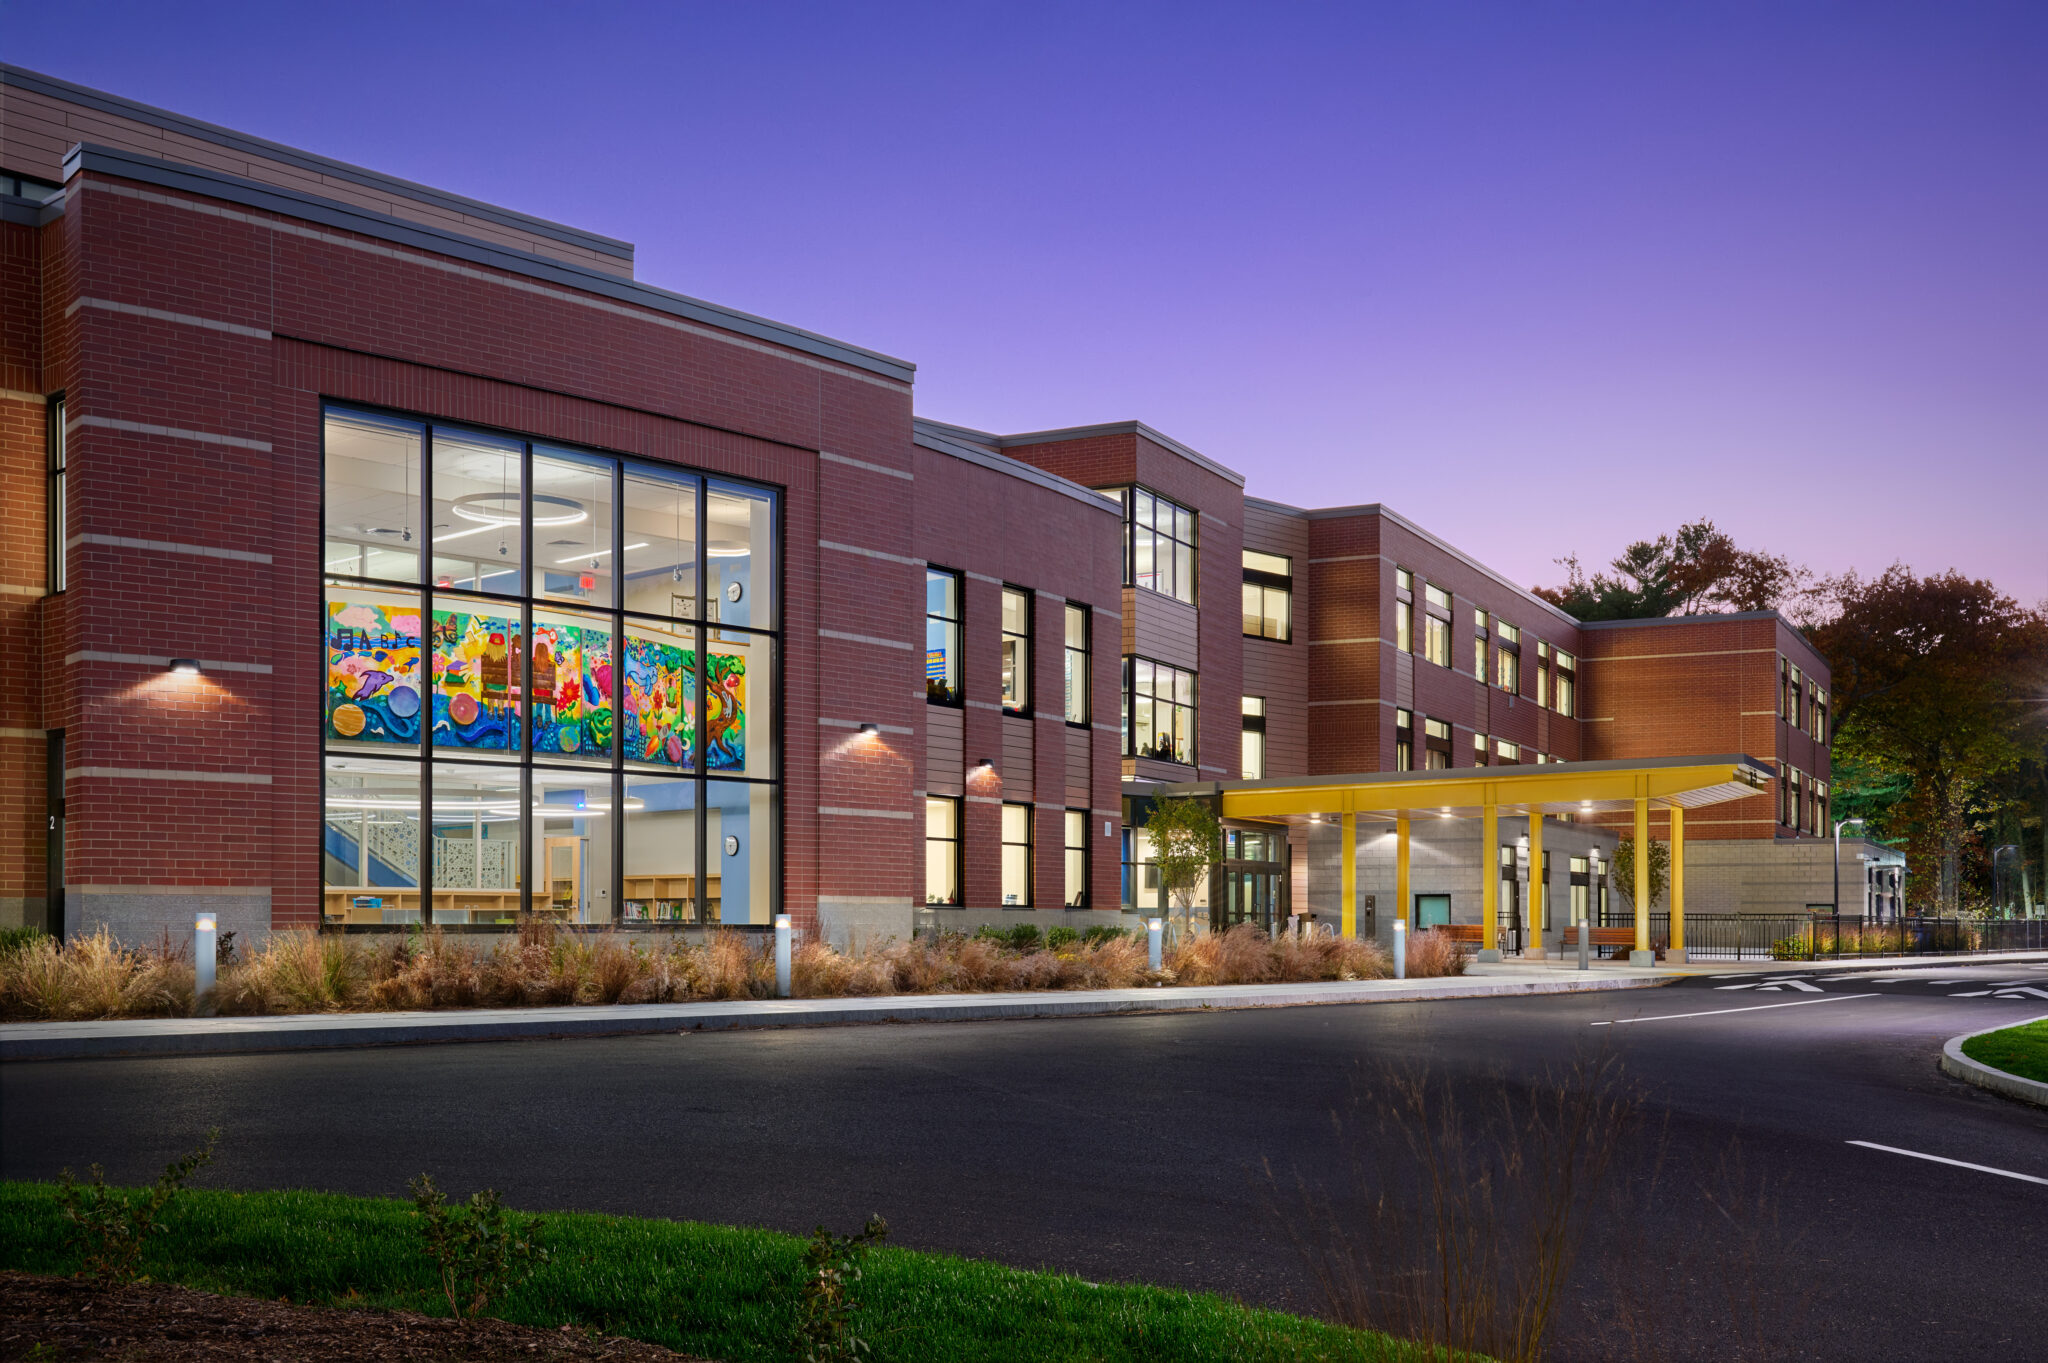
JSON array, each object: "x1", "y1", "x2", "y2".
[{"x1": 450, "y1": 491, "x2": 587, "y2": 527}]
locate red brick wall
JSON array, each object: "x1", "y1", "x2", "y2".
[
  {"x1": 910, "y1": 443, "x2": 1123, "y2": 913},
  {"x1": 41, "y1": 162, "x2": 921, "y2": 935},
  {"x1": 1, "y1": 219, "x2": 48, "y2": 920}
]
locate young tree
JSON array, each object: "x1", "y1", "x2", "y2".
[
  {"x1": 1811, "y1": 566, "x2": 2048, "y2": 914},
  {"x1": 1144, "y1": 796, "x2": 1221, "y2": 943},
  {"x1": 1610, "y1": 836, "x2": 1669, "y2": 911}
]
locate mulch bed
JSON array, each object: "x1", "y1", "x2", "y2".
[{"x1": 0, "y1": 1272, "x2": 713, "y2": 1362}]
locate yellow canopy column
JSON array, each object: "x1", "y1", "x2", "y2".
[
  {"x1": 1631, "y1": 793, "x2": 1653, "y2": 964},
  {"x1": 1341, "y1": 811, "x2": 1357, "y2": 939},
  {"x1": 1479, "y1": 801, "x2": 1502, "y2": 961},
  {"x1": 1395, "y1": 815, "x2": 1411, "y2": 928},
  {"x1": 1668, "y1": 805, "x2": 1687, "y2": 963},
  {"x1": 1525, "y1": 810, "x2": 1547, "y2": 959}
]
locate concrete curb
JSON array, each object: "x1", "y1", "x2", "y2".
[
  {"x1": 0, "y1": 972, "x2": 1675, "y2": 1061},
  {"x1": 1940, "y1": 1013, "x2": 2048, "y2": 1109}
]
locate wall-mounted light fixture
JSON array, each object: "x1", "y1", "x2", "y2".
[
  {"x1": 976, "y1": 757, "x2": 993, "y2": 770},
  {"x1": 169, "y1": 659, "x2": 202, "y2": 674},
  {"x1": 857, "y1": 723, "x2": 879, "y2": 735}
]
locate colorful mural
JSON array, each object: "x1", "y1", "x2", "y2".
[
  {"x1": 431, "y1": 609, "x2": 520, "y2": 751},
  {"x1": 707, "y1": 651, "x2": 747, "y2": 772},
  {"x1": 624, "y1": 635, "x2": 694, "y2": 767},
  {"x1": 533, "y1": 620, "x2": 614, "y2": 758},
  {"x1": 327, "y1": 600, "x2": 423, "y2": 745}
]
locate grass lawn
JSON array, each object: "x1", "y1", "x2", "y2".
[
  {"x1": 1960, "y1": 1018, "x2": 2048, "y2": 1085},
  {"x1": 0, "y1": 1181, "x2": 1435, "y2": 1363}
]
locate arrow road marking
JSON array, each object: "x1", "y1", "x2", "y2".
[
  {"x1": 1949, "y1": 991, "x2": 1995, "y2": 997},
  {"x1": 1592, "y1": 994, "x2": 1878, "y2": 1025},
  {"x1": 1995, "y1": 988, "x2": 2048, "y2": 999},
  {"x1": 1847, "y1": 1142, "x2": 2048, "y2": 1188},
  {"x1": 1719, "y1": 979, "x2": 1823, "y2": 992}
]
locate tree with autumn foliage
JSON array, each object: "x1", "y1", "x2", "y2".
[
  {"x1": 1811, "y1": 566, "x2": 2048, "y2": 915},
  {"x1": 1535, "y1": 519, "x2": 1809, "y2": 622}
]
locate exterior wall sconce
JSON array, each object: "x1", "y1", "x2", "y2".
[
  {"x1": 169, "y1": 659, "x2": 202, "y2": 674},
  {"x1": 857, "y1": 723, "x2": 878, "y2": 734},
  {"x1": 976, "y1": 757, "x2": 993, "y2": 769}
]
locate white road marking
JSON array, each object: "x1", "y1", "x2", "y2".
[
  {"x1": 1846, "y1": 1142, "x2": 2048, "y2": 1188},
  {"x1": 1591, "y1": 994, "x2": 1879, "y2": 1026},
  {"x1": 1950, "y1": 991, "x2": 1995, "y2": 997},
  {"x1": 1995, "y1": 988, "x2": 2048, "y2": 999}
]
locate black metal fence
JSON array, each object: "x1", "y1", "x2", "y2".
[{"x1": 1557, "y1": 911, "x2": 2048, "y2": 961}]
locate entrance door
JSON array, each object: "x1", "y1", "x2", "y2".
[
  {"x1": 546, "y1": 836, "x2": 584, "y2": 917},
  {"x1": 1214, "y1": 827, "x2": 1285, "y2": 933}
]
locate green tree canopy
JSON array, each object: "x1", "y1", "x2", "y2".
[
  {"x1": 1144, "y1": 796, "x2": 1220, "y2": 941},
  {"x1": 1810, "y1": 566, "x2": 2048, "y2": 913}
]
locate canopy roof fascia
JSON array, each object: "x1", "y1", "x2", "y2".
[{"x1": 1141, "y1": 754, "x2": 1775, "y2": 823}]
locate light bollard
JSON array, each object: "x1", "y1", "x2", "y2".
[
  {"x1": 774, "y1": 914, "x2": 792, "y2": 998},
  {"x1": 1147, "y1": 917, "x2": 1163, "y2": 972},
  {"x1": 1393, "y1": 918, "x2": 1406, "y2": 979},
  {"x1": 1577, "y1": 918, "x2": 1590, "y2": 971},
  {"x1": 193, "y1": 912, "x2": 216, "y2": 1012}
]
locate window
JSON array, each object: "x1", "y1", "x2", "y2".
[
  {"x1": 1423, "y1": 584, "x2": 1452, "y2": 668},
  {"x1": 1424, "y1": 717, "x2": 1452, "y2": 770},
  {"x1": 1001, "y1": 586, "x2": 1031, "y2": 714},
  {"x1": 1064, "y1": 809, "x2": 1089, "y2": 907},
  {"x1": 321, "y1": 403, "x2": 780, "y2": 930},
  {"x1": 1554, "y1": 651, "x2": 1576, "y2": 717},
  {"x1": 1001, "y1": 803, "x2": 1033, "y2": 906},
  {"x1": 1115, "y1": 487, "x2": 1197, "y2": 603},
  {"x1": 1395, "y1": 569, "x2": 1415, "y2": 652},
  {"x1": 1474, "y1": 731, "x2": 1490, "y2": 766},
  {"x1": 926, "y1": 797, "x2": 960, "y2": 905},
  {"x1": 1811, "y1": 684, "x2": 1827, "y2": 742},
  {"x1": 1782, "y1": 659, "x2": 1801, "y2": 726},
  {"x1": 1, "y1": 171, "x2": 63, "y2": 202},
  {"x1": 1815, "y1": 779, "x2": 1829, "y2": 834},
  {"x1": 1395, "y1": 708, "x2": 1413, "y2": 771},
  {"x1": 925, "y1": 569, "x2": 962, "y2": 705},
  {"x1": 1242, "y1": 550, "x2": 1292, "y2": 641},
  {"x1": 1495, "y1": 623, "x2": 1520, "y2": 692},
  {"x1": 1126, "y1": 657, "x2": 1197, "y2": 765},
  {"x1": 1496, "y1": 739, "x2": 1518, "y2": 764},
  {"x1": 1241, "y1": 696, "x2": 1266, "y2": 779},
  {"x1": 1063, "y1": 604, "x2": 1089, "y2": 724},
  {"x1": 1536, "y1": 641, "x2": 1550, "y2": 707},
  {"x1": 1474, "y1": 609, "x2": 1489, "y2": 679},
  {"x1": 45, "y1": 396, "x2": 65, "y2": 594}
]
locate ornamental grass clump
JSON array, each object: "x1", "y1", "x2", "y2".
[
  {"x1": 0, "y1": 927, "x2": 193, "y2": 1020},
  {"x1": 1401, "y1": 929, "x2": 1470, "y2": 979}
]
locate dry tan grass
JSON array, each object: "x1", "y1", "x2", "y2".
[
  {"x1": 2, "y1": 919, "x2": 1455, "y2": 1020},
  {"x1": 1402, "y1": 929, "x2": 1470, "y2": 978}
]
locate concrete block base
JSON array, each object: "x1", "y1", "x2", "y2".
[
  {"x1": 1629, "y1": 949, "x2": 1657, "y2": 967},
  {"x1": 1522, "y1": 946, "x2": 1549, "y2": 960},
  {"x1": 1663, "y1": 947, "x2": 1689, "y2": 964},
  {"x1": 1477, "y1": 948, "x2": 1503, "y2": 963}
]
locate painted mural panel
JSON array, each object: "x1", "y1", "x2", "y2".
[
  {"x1": 431, "y1": 608, "x2": 521, "y2": 752},
  {"x1": 624, "y1": 635, "x2": 695, "y2": 767},
  {"x1": 707, "y1": 651, "x2": 747, "y2": 773},
  {"x1": 327, "y1": 600, "x2": 423, "y2": 745},
  {"x1": 533, "y1": 620, "x2": 614, "y2": 758}
]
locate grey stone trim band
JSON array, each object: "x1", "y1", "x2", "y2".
[
  {"x1": 818, "y1": 629, "x2": 913, "y2": 651},
  {"x1": 820, "y1": 451, "x2": 914, "y2": 481},
  {"x1": 67, "y1": 413, "x2": 270, "y2": 451},
  {"x1": 69, "y1": 296, "x2": 271, "y2": 339},
  {"x1": 71, "y1": 533, "x2": 273, "y2": 564},
  {"x1": 68, "y1": 767, "x2": 272, "y2": 784},
  {"x1": 66, "y1": 651, "x2": 272, "y2": 674}
]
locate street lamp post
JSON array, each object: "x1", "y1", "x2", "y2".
[{"x1": 1833, "y1": 817, "x2": 1864, "y2": 959}]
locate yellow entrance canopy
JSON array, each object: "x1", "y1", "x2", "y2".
[
  {"x1": 1142, "y1": 754, "x2": 1775, "y2": 961},
  {"x1": 1151, "y1": 753, "x2": 1774, "y2": 823}
]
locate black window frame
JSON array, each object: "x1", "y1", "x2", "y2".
[
  {"x1": 1001, "y1": 800, "x2": 1034, "y2": 907},
  {"x1": 1112, "y1": 485, "x2": 1198, "y2": 604},
  {"x1": 1241, "y1": 549, "x2": 1292, "y2": 642},
  {"x1": 1062, "y1": 602, "x2": 1089, "y2": 727},
  {"x1": 1424, "y1": 716, "x2": 1453, "y2": 770},
  {"x1": 1064, "y1": 808, "x2": 1090, "y2": 907},
  {"x1": 1241, "y1": 695, "x2": 1267, "y2": 779},
  {"x1": 925, "y1": 795, "x2": 961, "y2": 906},
  {"x1": 1395, "y1": 707, "x2": 1414, "y2": 771},
  {"x1": 1124, "y1": 655, "x2": 1198, "y2": 766},
  {"x1": 1000, "y1": 584, "x2": 1032, "y2": 716},
  {"x1": 1422, "y1": 583, "x2": 1452, "y2": 668},
  {"x1": 925, "y1": 567, "x2": 964, "y2": 707}
]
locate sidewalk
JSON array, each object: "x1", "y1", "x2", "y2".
[{"x1": 0, "y1": 965, "x2": 1674, "y2": 1061}]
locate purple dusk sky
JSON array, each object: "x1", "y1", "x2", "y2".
[{"x1": 12, "y1": 2, "x2": 2045, "y2": 604}]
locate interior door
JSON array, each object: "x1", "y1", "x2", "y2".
[{"x1": 546, "y1": 837, "x2": 583, "y2": 916}]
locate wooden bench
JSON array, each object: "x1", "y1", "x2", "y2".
[
  {"x1": 1432, "y1": 924, "x2": 1494, "y2": 947},
  {"x1": 1556, "y1": 925, "x2": 1650, "y2": 957}
]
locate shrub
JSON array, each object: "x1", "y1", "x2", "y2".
[
  {"x1": 1080, "y1": 924, "x2": 1131, "y2": 947},
  {"x1": 57, "y1": 1129, "x2": 218, "y2": 1281},
  {"x1": 0, "y1": 925, "x2": 48, "y2": 957},
  {"x1": 796, "y1": 1214, "x2": 888, "y2": 1363},
  {"x1": 1044, "y1": 925, "x2": 1080, "y2": 950},
  {"x1": 408, "y1": 1173, "x2": 550, "y2": 1322},
  {"x1": 1404, "y1": 930, "x2": 1470, "y2": 978}
]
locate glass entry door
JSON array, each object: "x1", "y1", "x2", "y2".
[{"x1": 1214, "y1": 827, "x2": 1286, "y2": 934}]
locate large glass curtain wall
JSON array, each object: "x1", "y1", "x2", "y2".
[{"x1": 322, "y1": 405, "x2": 779, "y2": 929}]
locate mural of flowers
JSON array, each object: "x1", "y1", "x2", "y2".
[{"x1": 326, "y1": 600, "x2": 423, "y2": 744}]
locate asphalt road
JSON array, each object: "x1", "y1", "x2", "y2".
[{"x1": 6, "y1": 963, "x2": 2046, "y2": 1362}]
